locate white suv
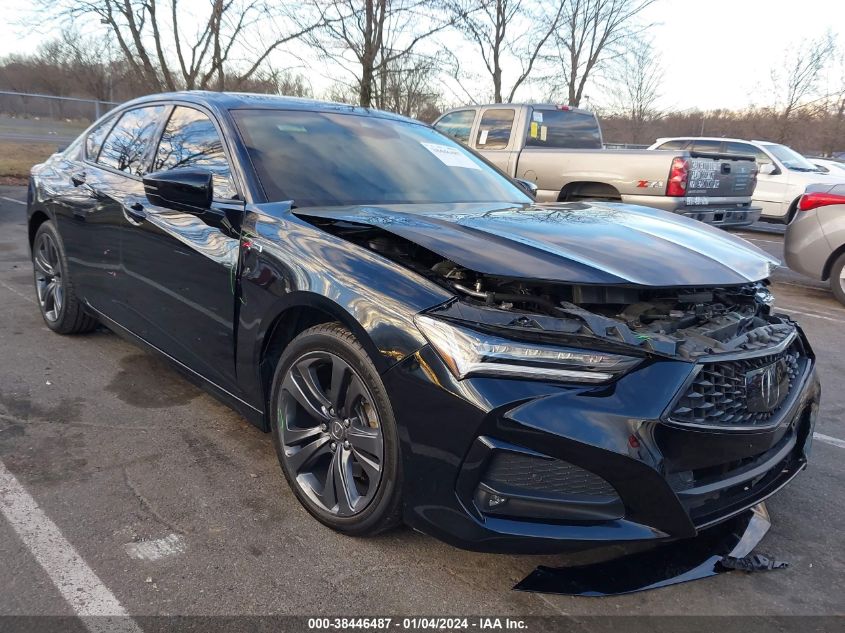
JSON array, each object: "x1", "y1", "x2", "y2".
[{"x1": 650, "y1": 137, "x2": 845, "y2": 223}]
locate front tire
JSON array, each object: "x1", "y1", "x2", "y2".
[
  {"x1": 270, "y1": 323, "x2": 402, "y2": 536},
  {"x1": 830, "y1": 253, "x2": 845, "y2": 306},
  {"x1": 32, "y1": 221, "x2": 97, "y2": 334}
]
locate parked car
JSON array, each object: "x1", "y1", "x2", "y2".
[
  {"x1": 433, "y1": 104, "x2": 761, "y2": 228},
  {"x1": 785, "y1": 183, "x2": 845, "y2": 305},
  {"x1": 807, "y1": 157, "x2": 845, "y2": 175},
  {"x1": 650, "y1": 137, "x2": 845, "y2": 223},
  {"x1": 28, "y1": 92, "x2": 819, "y2": 554}
]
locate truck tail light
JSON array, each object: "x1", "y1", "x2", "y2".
[
  {"x1": 798, "y1": 191, "x2": 845, "y2": 212},
  {"x1": 666, "y1": 157, "x2": 689, "y2": 197}
]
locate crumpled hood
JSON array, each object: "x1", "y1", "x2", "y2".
[{"x1": 295, "y1": 201, "x2": 779, "y2": 286}]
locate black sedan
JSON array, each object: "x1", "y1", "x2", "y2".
[{"x1": 27, "y1": 92, "x2": 820, "y2": 553}]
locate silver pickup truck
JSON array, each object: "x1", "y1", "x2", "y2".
[{"x1": 433, "y1": 104, "x2": 761, "y2": 227}]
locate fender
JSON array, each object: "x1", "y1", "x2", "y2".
[{"x1": 234, "y1": 202, "x2": 453, "y2": 413}]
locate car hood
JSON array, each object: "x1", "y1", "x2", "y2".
[
  {"x1": 792, "y1": 171, "x2": 845, "y2": 185},
  {"x1": 295, "y1": 201, "x2": 779, "y2": 286}
]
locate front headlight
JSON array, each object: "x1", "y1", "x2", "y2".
[{"x1": 414, "y1": 315, "x2": 640, "y2": 383}]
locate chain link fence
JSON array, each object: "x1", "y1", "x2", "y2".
[
  {"x1": 0, "y1": 90, "x2": 119, "y2": 141},
  {"x1": 0, "y1": 91, "x2": 120, "y2": 179}
]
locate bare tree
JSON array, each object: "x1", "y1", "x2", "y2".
[
  {"x1": 36, "y1": 30, "x2": 123, "y2": 102},
  {"x1": 605, "y1": 37, "x2": 661, "y2": 143},
  {"x1": 549, "y1": 0, "x2": 655, "y2": 107},
  {"x1": 447, "y1": 0, "x2": 564, "y2": 103},
  {"x1": 33, "y1": 0, "x2": 325, "y2": 92},
  {"x1": 378, "y1": 53, "x2": 442, "y2": 119},
  {"x1": 308, "y1": 0, "x2": 452, "y2": 108},
  {"x1": 770, "y1": 32, "x2": 837, "y2": 142}
]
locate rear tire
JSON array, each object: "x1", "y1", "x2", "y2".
[
  {"x1": 785, "y1": 199, "x2": 800, "y2": 225},
  {"x1": 32, "y1": 221, "x2": 97, "y2": 334},
  {"x1": 269, "y1": 323, "x2": 402, "y2": 536},
  {"x1": 830, "y1": 253, "x2": 845, "y2": 306}
]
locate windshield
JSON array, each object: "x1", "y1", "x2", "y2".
[
  {"x1": 232, "y1": 109, "x2": 530, "y2": 208},
  {"x1": 762, "y1": 143, "x2": 820, "y2": 172}
]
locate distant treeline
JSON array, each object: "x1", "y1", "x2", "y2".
[{"x1": 2, "y1": 42, "x2": 844, "y2": 155}]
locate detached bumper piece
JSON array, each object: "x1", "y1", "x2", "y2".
[{"x1": 515, "y1": 503, "x2": 780, "y2": 596}]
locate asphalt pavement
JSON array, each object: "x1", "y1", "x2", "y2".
[{"x1": 1, "y1": 186, "x2": 843, "y2": 623}]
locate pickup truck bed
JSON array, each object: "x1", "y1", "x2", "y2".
[{"x1": 433, "y1": 104, "x2": 761, "y2": 228}]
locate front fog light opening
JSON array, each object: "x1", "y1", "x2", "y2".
[{"x1": 473, "y1": 452, "x2": 625, "y2": 522}]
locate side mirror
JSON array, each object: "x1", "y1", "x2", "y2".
[
  {"x1": 758, "y1": 163, "x2": 778, "y2": 176},
  {"x1": 143, "y1": 168, "x2": 213, "y2": 213},
  {"x1": 515, "y1": 178, "x2": 538, "y2": 198}
]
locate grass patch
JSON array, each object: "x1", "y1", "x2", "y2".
[{"x1": 0, "y1": 141, "x2": 62, "y2": 178}]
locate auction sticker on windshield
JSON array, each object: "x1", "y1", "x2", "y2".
[{"x1": 421, "y1": 142, "x2": 481, "y2": 169}]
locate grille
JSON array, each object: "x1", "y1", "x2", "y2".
[
  {"x1": 483, "y1": 452, "x2": 617, "y2": 498},
  {"x1": 669, "y1": 345, "x2": 802, "y2": 428}
]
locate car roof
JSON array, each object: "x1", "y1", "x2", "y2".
[
  {"x1": 114, "y1": 91, "x2": 421, "y2": 125},
  {"x1": 442, "y1": 103, "x2": 595, "y2": 116}
]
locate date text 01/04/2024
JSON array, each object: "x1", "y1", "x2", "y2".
[{"x1": 306, "y1": 618, "x2": 529, "y2": 630}]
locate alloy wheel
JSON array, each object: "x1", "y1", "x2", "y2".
[
  {"x1": 278, "y1": 351, "x2": 384, "y2": 517},
  {"x1": 33, "y1": 232, "x2": 64, "y2": 322}
]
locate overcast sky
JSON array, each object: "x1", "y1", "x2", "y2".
[{"x1": 0, "y1": 0, "x2": 842, "y2": 110}]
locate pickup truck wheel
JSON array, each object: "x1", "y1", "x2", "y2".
[
  {"x1": 269, "y1": 323, "x2": 402, "y2": 536},
  {"x1": 830, "y1": 253, "x2": 845, "y2": 306}
]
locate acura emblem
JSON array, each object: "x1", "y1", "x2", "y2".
[{"x1": 746, "y1": 360, "x2": 789, "y2": 413}]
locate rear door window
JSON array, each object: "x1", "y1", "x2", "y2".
[
  {"x1": 475, "y1": 109, "x2": 515, "y2": 150},
  {"x1": 725, "y1": 141, "x2": 773, "y2": 166},
  {"x1": 525, "y1": 109, "x2": 602, "y2": 149},
  {"x1": 690, "y1": 140, "x2": 723, "y2": 154},
  {"x1": 434, "y1": 110, "x2": 476, "y2": 144},
  {"x1": 98, "y1": 105, "x2": 167, "y2": 176},
  {"x1": 153, "y1": 106, "x2": 238, "y2": 200}
]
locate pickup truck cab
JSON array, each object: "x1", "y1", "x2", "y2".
[
  {"x1": 650, "y1": 137, "x2": 845, "y2": 223},
  {"x1": 434, "y1": 104, "x2": 761, "y2": 228}
]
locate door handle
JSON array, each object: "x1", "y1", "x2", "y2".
[
  {"x1": 124, "y1": 202, "x2": 147, "y2": 223},
  {"x1": 71, "y1": 172, "x2": 86, "y2": 187}
]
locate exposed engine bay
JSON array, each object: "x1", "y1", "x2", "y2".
[{"x1": 308, "y1": 218, "x2": 795, "y2": 360}]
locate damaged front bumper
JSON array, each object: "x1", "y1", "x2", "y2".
[{"x1": 383, "y1": 323, "x2": 820, "y2": 555}]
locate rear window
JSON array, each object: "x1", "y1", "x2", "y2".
[
  {"x1": 655, "y1": 139, "x2": 688, "y2": 151},
  {"x1": 85, "y1": 115, "x2": 117, "y2": 160},
  {"x1": 525, "y1": 109, "x2": 602, "y2": 149},
  {"x1": 232, "y1": 110, "x2": 529, "y2": 208}
]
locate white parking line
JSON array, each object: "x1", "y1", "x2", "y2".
[
  {"x1": 779, "y1": 306, "x2": 845, "y2": 324},
  {"x1": 0, "y1": 459, "x2": 143, "y2": 633},
  {"x1": 814, "y1": 433, "x2": 845, "y2": 450},
  {"x1": 774, "y1": 280, "x2": 830, "y2": 292},
  {"x1": 745, "y1": 238, "x2": 782, "y2": 245},
  {"x1": 0, "y1": 278, "x2": 36, "y2": 304},
  {"x1": 1, "y1": 195, "x2": 25, "y2": 205}
]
